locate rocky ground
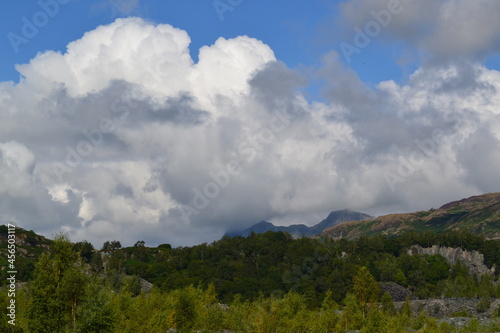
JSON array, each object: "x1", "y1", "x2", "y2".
[{"x1": 394, "y1": 298, "x2": 500, "y2": 319}]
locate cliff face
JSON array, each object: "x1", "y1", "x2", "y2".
[{"x1": 407, "y1": 245, "x2": 495, "y2": 276}]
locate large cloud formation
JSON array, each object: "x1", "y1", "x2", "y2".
[{"x1": 1, "y1": 12, "x2": 499, "y2": 247}]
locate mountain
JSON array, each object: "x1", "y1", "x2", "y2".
[
  {"x1": 0, "y1": 225, "x2": 52, "y2": 260},
  {"x1": 309, "y1": 209, "x2": 374, "y2": 235},
  {"x1": 225, "y1": 209, "x2": 372, "y2": 238},
  {"x1": 0, "y1": 225, "x2": 53, "y2": 281},
  {"x1": 322, "y1": 193, "x2": 500, "y2": 240},
  {"x1": 225, "y1": 221, "x2": 310, "y2": 238}
]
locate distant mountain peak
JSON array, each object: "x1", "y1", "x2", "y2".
[
  {"x1": 225, "y1": 209, "x2": 372, "y2": 238},
  {"x1": 254, "y1": 221, "x2": 274, "y2": 226}
]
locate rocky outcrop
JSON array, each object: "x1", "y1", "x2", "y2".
[
  {"x1": 0, "y1": 226, "x2": 52, "y2": 264},
  {"x1": 394, "y1": 298, "x2": 500, "y2": 319},
  {"x1": 407, "y1": 245, "x2": 495, "y2": 276},
  {"x1": 379, "y1": 282, "x2": 417, "y2": 301},
  {"x1": 140, "y1": 277, "x2": 153, "y2": 292}
]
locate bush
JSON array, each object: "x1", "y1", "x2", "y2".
[
  {"x1": 476, "y1": 299, "x2": 491, "y2": 313},
  {"x1": 449, "y1": 310, "x2": 471, "y2": 317}
]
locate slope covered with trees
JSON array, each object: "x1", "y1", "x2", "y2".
[{"x1": 1, "y1": 229, "x2": 500, "y2": 332}]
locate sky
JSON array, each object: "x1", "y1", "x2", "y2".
[{"x1": 1, "y1": 0, "x2": 500, "y2": 248}]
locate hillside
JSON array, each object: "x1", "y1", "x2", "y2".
[
  {"x1": 322, "y1": 193, "x2": 500, "y2": 240},
  {"x1": 2, "y1": 214, "x2": 500, "y2": 331},
  {"x1": 225, "y1": 209, "x2": 372, "y2": 238},
  {"x1": 3, "y1": 229, "x2": 500, "y2": 332},
  {"x1": 0, "y1": 225, "x2": 52, "y2": 259},
  {"x1": 0, "y1": 225, "x2": 53, "y2": 282}
]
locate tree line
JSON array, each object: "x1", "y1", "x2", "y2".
[{"x1": 1, "y1": 230, "x2": 500, "y2": 332}]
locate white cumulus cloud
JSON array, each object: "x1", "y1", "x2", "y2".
[{"x1": 1, "y1": 17, "x2": 499, "y2": 247}]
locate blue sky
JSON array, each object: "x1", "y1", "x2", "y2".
[
  {"x1": 3, "y1": 1, "x2": 499, "y2": 91},
  {"x1": 0, "y1": 1, "x2": 320, "y2": 80},
  {"x1": 1, "y1": 0, "x2": 500, "y2": 247},
  {"x1": 1, "y1": 0, "x2": 423, "y2": 88}
]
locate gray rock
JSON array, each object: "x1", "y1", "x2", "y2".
[
  {"x1": 407, "y1": 245, "x2": 495, "y2": 276},
  {"x1": 139, "y1": 277, "x2": 153, "y2": 292},
  {"x1": 438, "y1": 317, "x2": 471, "y2": 328},
  {"x1": 379, "y1": 282, "x2": 417, "y2": 302}
]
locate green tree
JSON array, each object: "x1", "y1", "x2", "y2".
[
  {"x1": 133, "y1": 240, "x2": 148, "y2": 262},
  {"x1": 199, "y1": 283, "x2": 225, "y2": 331},
  {"x1": 123, "y1": 275, "x2": 143, "y2": 297},
  {"x1": 338, "y1": 293, "x2": 363, "y2": 331},
  {"x1": 27, "y1": 233, "x2": 88, "y2": 332},
  {"x1": 381, "y1": 292, "x2": 396, "y2": 315},
  {"x1": 107, "y1": 249, "x2": 126, "y2": 271},
  {"x1": 353, "y1": 266, "x2": 380, "y2": 317},
  {"x1": 102, "y1": 240, "x2": 121, "y2": 251},
  {"x1": 172, "y1": 286, "x2": 200, "y2": 330},
  {"x1": 400, "y1": 297, "x2": 412, "y2": 317},
  {"x1": 75, "y1": 279, "x2": 115, "y2": 333},
  {"x1": 158, "y1": 243, "x2": 172, "y2": 250},
  {"x1": 321, "y1": 290, "x2": 339, "y2": 311},
  {"x1": 90, "y1": 251, "x2": 104, "y2": 272},
  {"x1": 60, "y1": 265, "x2": 89, "y2": 324},
  {"x1": 73, "y1": 240, "x2": 95, "y2": 263},
  {"x1": 0, "y1": 290, "x2": 25, "y2": 332},
  {"x1": 317, "y1": 290, "x2": 339, "y2": 331},
  {"x1": 362, "y1": 309, "x2": 387, "y2": 333},
  {"x1": 134, "y1": 240, "x2": 145, "y2": 247}
]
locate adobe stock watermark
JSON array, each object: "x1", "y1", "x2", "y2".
[
  {"x1": 384, "y1": 128, "x2": 444, "y2": 192},
  {"x1": 50, "y1": 100, "x2": 133, "y2": 182},
  {"x1": 339, "y1": 0, "x2": 412, "y2": 63},
  {"x1": 213, "y1": 0, "x2": 243, "y2": 21},
  {"x1": 384, "y1": 113, "x2": 468, "y2": 192},
  {"x1": 179, "y1": 108, "x2": 293, "y2": 224},
  {"x1": 5, "y1": 224, "x2": 17, "y2": 326},
  {"x1": 7, "y1": 0, "x2": 71, "y2": 54},
  {"x1": 51, "y1": 55, "x2": 173, "y2": 182}
]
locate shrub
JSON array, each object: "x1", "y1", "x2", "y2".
[{"x1": 476, "y1": 299, "x2": 491, "y2": 313}]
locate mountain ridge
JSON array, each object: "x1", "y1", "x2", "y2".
[
  {"x1": 225, "y1": 209, "x2": 372, "y2": 238},
  {"x1": 322, "y1": 193, "x2": 500, "y2": 240}
]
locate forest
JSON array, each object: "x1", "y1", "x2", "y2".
[{"x1": 1, "y1": 229, "x2": 500, "y2": 332}]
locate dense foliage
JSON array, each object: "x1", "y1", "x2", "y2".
[
  {"x1": 1, "y1": 230, "x2": 500, "y2": 332},
  {"x1": 109, "y1": 230, "x2": 500, "y2": 303}
]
